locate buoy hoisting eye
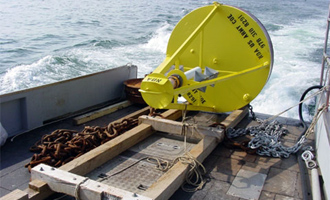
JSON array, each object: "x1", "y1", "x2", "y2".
[{"x1": 168, "y1": 74, "x2": 183, "y2": 89}]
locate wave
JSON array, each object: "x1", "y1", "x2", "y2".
[
  {"x1": 0, "y1": 56, "x2": 54, "y2": 94},
  {"x1": 0, "y1": 22, "x2": 173, "y2": 94},
  {"x1": 0, "y1": 39, "x2": 17, "y2": 45},
  {"x1": 72, "y1": 39, "x2": 123, "y2": 49},
  {"x1": 0, "y1": 50, "x2": 100, "y2": 94},
  {"x1": 141, "y1": 22, "x2": 172, "y2": 53},
  {"x1": 252, "y1": 17, "x2": 325, "y2": 118},
  {"x1": 0, "y1": 0, "x2": 328, "y2": 120}
]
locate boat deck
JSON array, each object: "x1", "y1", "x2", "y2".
[{"x1": 0, "y1": 104, "x2": 312, "y2": 200}]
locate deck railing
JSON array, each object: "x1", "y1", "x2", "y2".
[{"x1": 320, "y1": 4, "x2": 330, "y2": 111}]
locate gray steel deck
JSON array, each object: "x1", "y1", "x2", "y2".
[{"x1": 0, "y1": 104, "x2": 312, "y2": 200}]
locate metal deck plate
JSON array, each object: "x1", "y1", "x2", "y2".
[
  {"x1": 227, "y1": 169, "x2": 267, "y2": 200},
  {"x1": 87, "y1": 134, "x2": 196, "y2": 194},
  {"x1": 129, "y1": 134, "x2": 195, "y2": 160},
  {"x1": 88, "y1": 156, "x2": 165, "y2": 194}
]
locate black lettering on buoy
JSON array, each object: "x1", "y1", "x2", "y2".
[
  {"x1": 187, "y1": 92, "x2": 197, "y2": 103},
  {"x1": 249, "y1": 28, "x2": 258, "y2": 37},
  {"x1": 147, "y1": 78, "x2": 162, "y2": 83},
  {"x1": 254, "y1": 48, "x2": 264, "y2": 59},
  {"x1": 201, "y1": 96, "x2": 206, "y2": 104},
  {"x1": 238, "y1": 15, "x2": 250, "y2": 27},
  {"x1": 256, "y1": 38, "x2": 265, "y2": 48},
  {"x1": 227, "y1": 14, "x2": 237, "y2": 24},
  {"x1": 236, "y1": 25, "x2": 249, "y2": 39},
  {"x1": 248, "y1": 40, "x2": 255, "y2": 48}
]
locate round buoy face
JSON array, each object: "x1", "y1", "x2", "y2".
[
  {"x1": 141, "y1": 3, "x2": 274, "y2": 112},
  {"x1": 140, "y1": 73, "x2": 174, "y2": 109}
]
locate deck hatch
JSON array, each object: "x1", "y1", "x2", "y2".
[{"x1": 227, "y1": 169, "x2": 267, "y2": 200}]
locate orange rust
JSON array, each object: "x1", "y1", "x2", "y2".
[{"x1": 25, "y1": 118, "x2": 138, "y2": 172}]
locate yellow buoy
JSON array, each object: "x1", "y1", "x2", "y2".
[{"x1": 140, "y1": 2, "x2": 273, "y2": 112}]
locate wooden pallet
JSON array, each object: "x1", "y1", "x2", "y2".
[{"x1": 2, "y1": 107, "x2": 248, "y2": 200}]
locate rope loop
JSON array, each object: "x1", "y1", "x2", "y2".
[{"x1": 74, "y1": 177, "x2": 89, "y2": 200}]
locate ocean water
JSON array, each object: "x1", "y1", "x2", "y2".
[{"x1": 0, "y1": 0, "x2": 328, "y2": 118}]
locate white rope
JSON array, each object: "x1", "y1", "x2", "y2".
[
  {"x1": 178, "y1": 152, "x2": 207, "y2": 192},
  {"x1": 99, "y1": 157, "x2": 171, "y2": 182},
  {"x1": 74, "y1": 177, "x2": 89, "y2": 200},
  {"x1": 98, "y1": 104, "x2": 206, "y2": 192},
  {"x1": 178, "y1": 104, "x2": 207, "y2": 192},
  {"x1": 265, "y1": 85, "x2": 328, "y2": 123},
  {"x1": 302, "y1": 104, "x2": 327, "y2": 139}
]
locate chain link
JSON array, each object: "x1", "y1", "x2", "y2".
[
  {"x1": 226, "y1": 88, "x2": 328, "y2": 158},
  {"x1": 301, "y1": 149, "x2": 317, "y2": 169},
  {"x1": 226, "y1": 120, "x2": 304, "y2": 158},
  {"x1": 25, "y1": 118, "x2": 138, "y2": 171},
  {"x1": 248, "y1": 104, "x2": 256, "y2": 120}
]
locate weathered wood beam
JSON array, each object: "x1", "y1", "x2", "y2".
[
  {"x1": 60, "y1": 109, "x2": 181, "y2": 175},
  {"x1": 31, "y1": 164, "x2": 152, "y2": 200},
  {"x1": 73, "y1": 100, "x2": 133, "y2": 125},
  {"x1": 221, "y1": 107, "x2": 249, "y2": 129},
  {"x1": 0, "y1": 189, "x2": 28, "y2": 200},
  {"x1": 139, "y1": 115, "x2": 224, "y2": 141},
  {"x1": 142, "y1": 108, "x2": 248, "y2": 200},
  {"x1": 142, "y1": 136, "x2": 217, "y2": 200},
  {"x1": 13, "y1": 108, "x2": 246, "y2": 200},
  {"x1": 60, "y1": 123, "x2": 154, "y2": 175},
  {"x1": 25, "y1": 108, "x2": 181, "y2": 200}
]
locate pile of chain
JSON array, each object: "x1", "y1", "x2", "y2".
[
  {"x1": 25, "y1": 118, "x2": 138, "y2": 171},
  {"x1": 226, "y1": 120, "x2": 305, "y2": 158},
  {"x1": 225, "y1": 87, "x2": 328, "y2": 158}
]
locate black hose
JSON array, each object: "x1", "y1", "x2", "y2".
[{"x1": 298, "y1": 85, "x2": 323, "y2": 139}]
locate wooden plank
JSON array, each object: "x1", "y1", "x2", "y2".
[
  {"x1": 23, "y1": 108, "x2": 245, "y2": 200},
  {"x1": 221, "y1": 106, "x2": 249, "y2": 129},
  {"x1": 142, "y1": 108, "x2": 248, "y2": 200},
  {"x1": 73, "y1": 100, "x2": 132, "y2": 125},
  {"x1": 31, "y1": 164, "x2": 152, "y2": 200},
  {"x1": 24, "y1": 108, "x2": 243, "y2": 200},
  {"x1": 161, "y1": 109, "x2": 183, "y2": 121},
  {"x1": 25, "y1": 106, "x2": 152, "y2": 200},
  {"x1": 61, "y1": 109, "x2": 181, "y2": 175},
  {"x1": 0, "y1": 189, "x2": 28, "y2": 200},
  {"x1": 26, "y1": 179, "x2": 52, "y2": 200},
  {"x1": 26, "y1": 108, "x2": 181, "y2": 200},
  {"x1": 142, "y1": 136, "x2": 217, "y2": 200},
  {"x1": 60, "y1": 123, "x2": 154, "y2": 175},
  {"x1": 139, "y1": 116, "x2": 224, "y2": 141}
]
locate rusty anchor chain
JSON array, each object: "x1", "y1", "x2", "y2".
[{"x1": 25, "y1": 118, "x2": 138, "y2": 172}]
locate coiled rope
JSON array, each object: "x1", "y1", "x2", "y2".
[{"x1": 179, "y1": 104, "x2": 207, "y2": 192}]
